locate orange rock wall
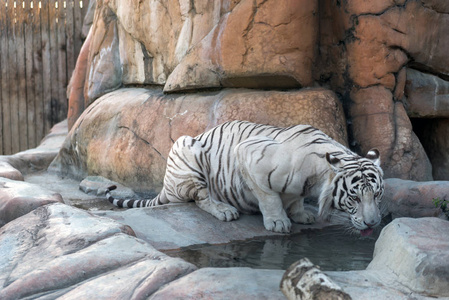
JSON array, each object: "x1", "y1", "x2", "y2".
[
  {"x1": 316, "y1": 0, "x2": 449, "y2": 180},
  {"x1": 65, "y1": 0, "x2": 449, "y2": 182}
]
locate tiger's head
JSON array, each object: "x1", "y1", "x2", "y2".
[{"x1": 319, "y1": 149, "x2": 385, "y2": 236}]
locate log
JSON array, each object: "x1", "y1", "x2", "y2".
[{"x1": 280, "y1": 258, "x2": 352, "y2": 300}]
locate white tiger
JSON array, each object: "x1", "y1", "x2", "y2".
[{"x1": 106, "y1": 120, "x2": 384, "y2": 234}]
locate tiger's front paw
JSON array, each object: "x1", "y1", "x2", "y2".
[
  {"x1": 290, "y1": 210, "x2": 316, "y2": 224},
  {"x1": 215, "y1": 204, "x2": 240, "y2": 222},
  {"x1": 263, "y1": 217, "x2": 292, "y2": 233}
]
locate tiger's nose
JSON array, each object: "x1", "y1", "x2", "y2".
[{"x1": 364, "y1": 221, "x2": 377, "y2": 228}]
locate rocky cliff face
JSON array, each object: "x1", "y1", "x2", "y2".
[
  {"x1": 64, "y1": 0, "x2": 449, "y2": 189},
  {"x1": 317, "y1": 0, "x2": 449, "y2": 181}
]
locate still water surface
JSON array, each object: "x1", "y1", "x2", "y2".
[{"x1": 165, "y1": 226, "x2": 379, "y2": 271}]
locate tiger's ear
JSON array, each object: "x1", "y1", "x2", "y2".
[
  {"x1": 365, "y1": 148, "x2": 380, "y2": 166},
  {"x1": 326, "y1": 153, "x2": 343, "y2": 172}
]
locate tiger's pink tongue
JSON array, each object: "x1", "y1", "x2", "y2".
[{"x1": 360, "y1": 228, "x2": 373, "y2": 237}]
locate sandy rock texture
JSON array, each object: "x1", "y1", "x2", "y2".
[
  {"x1": 67, "y1": 29, "x2": 92, "y2": 129},
  {"x1": 86, "y1": 0, "x2": 317, "y2": 97},
  {"x1": 52, "y1": 87, "x2": 347, "y2": 194}
]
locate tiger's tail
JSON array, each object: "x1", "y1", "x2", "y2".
[{"x1": 105, "y1": 185, "x2": 169, "y2": 208}]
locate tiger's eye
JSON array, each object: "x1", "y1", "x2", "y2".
[{"x1": 352, "y1": 196, "x2": 361, "y2": 203}]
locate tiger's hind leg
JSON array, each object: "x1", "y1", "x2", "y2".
[
  {"x1": 160, "y1": 135, "x2": 207, "y2": 204},
  {"x1": 164, "y1": 135, "x2": 239, "y2": 222},
  {"x1": 195, "y1": 195, "x2": 239, "y2": 222}
]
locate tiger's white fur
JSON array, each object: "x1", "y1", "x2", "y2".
[{"x1": 106, "y1": 120, "x2": 384, "y2": 234}]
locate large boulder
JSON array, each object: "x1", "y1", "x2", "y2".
[
  {"x1": 51, "y1": 87, "x2": 348, "y2": 194},
  {"x1": 349, "y1": 86, "x2": 432, "y2": 181},
  {"x1": 367, "y1": 217, "x2": 449, "y2": 297},
  {"x1": 0, "y1": 203, "x2": 197, "y2": 299},
  {"x1": 68, "y1": 28, "x2": 92, "y2": 129},
  {"x1": 327, "y1": 217, "x2": 449, "y2": 299}
]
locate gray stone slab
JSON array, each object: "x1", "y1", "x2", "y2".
[
  {"x1": 94, "y1": 203, "x2": 327, "y2": 251},
  {"x1": 150, "y1": 267, "x2": 286, "y2": 300}
]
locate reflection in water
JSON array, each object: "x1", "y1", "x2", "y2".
[{"x1": 165, "y1": 226, "x2": 379, "y2": 271}]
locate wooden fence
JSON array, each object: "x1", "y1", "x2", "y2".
[{"x1": 0, "y1": 0, "x2": 87, "y2": 155}]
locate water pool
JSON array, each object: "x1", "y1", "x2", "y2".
[{"x1": 165, "y1": 226, "x2": 379, "y2": 271}]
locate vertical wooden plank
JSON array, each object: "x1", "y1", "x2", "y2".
[
  {"x1": 66, "y1": 0, "x2": 76, "y2": 78},
  {"x1": 7, "y1": 0, "x2": 20, "y2": 154},
  {"x1": 17, "y1": 0, "x2": 29, "y2": 151},
  {"x1": 73, "y1": 0, "x2": 83, "y2": 57},
  {"x1": 0, "y1": 1, "x2": 2, "y2": 155},
  {"x1": 48, "y1": 0, "x2": 59, "y2": 127},
  {"x1": 40, "y1": 0, "x2": 52, "y2": 135},
  {"x1": 56, "y1": 0, "x2": 68, "y2": 122},
  {"x1": 25, "y1": 0, "x2": 37, "y2": 148},
  {"x1": 0, "y1": 0, "x2": 7, "y2": 154},
  {"x1": 33, "y1": 0, "x2": 45, "y2": 143}
]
